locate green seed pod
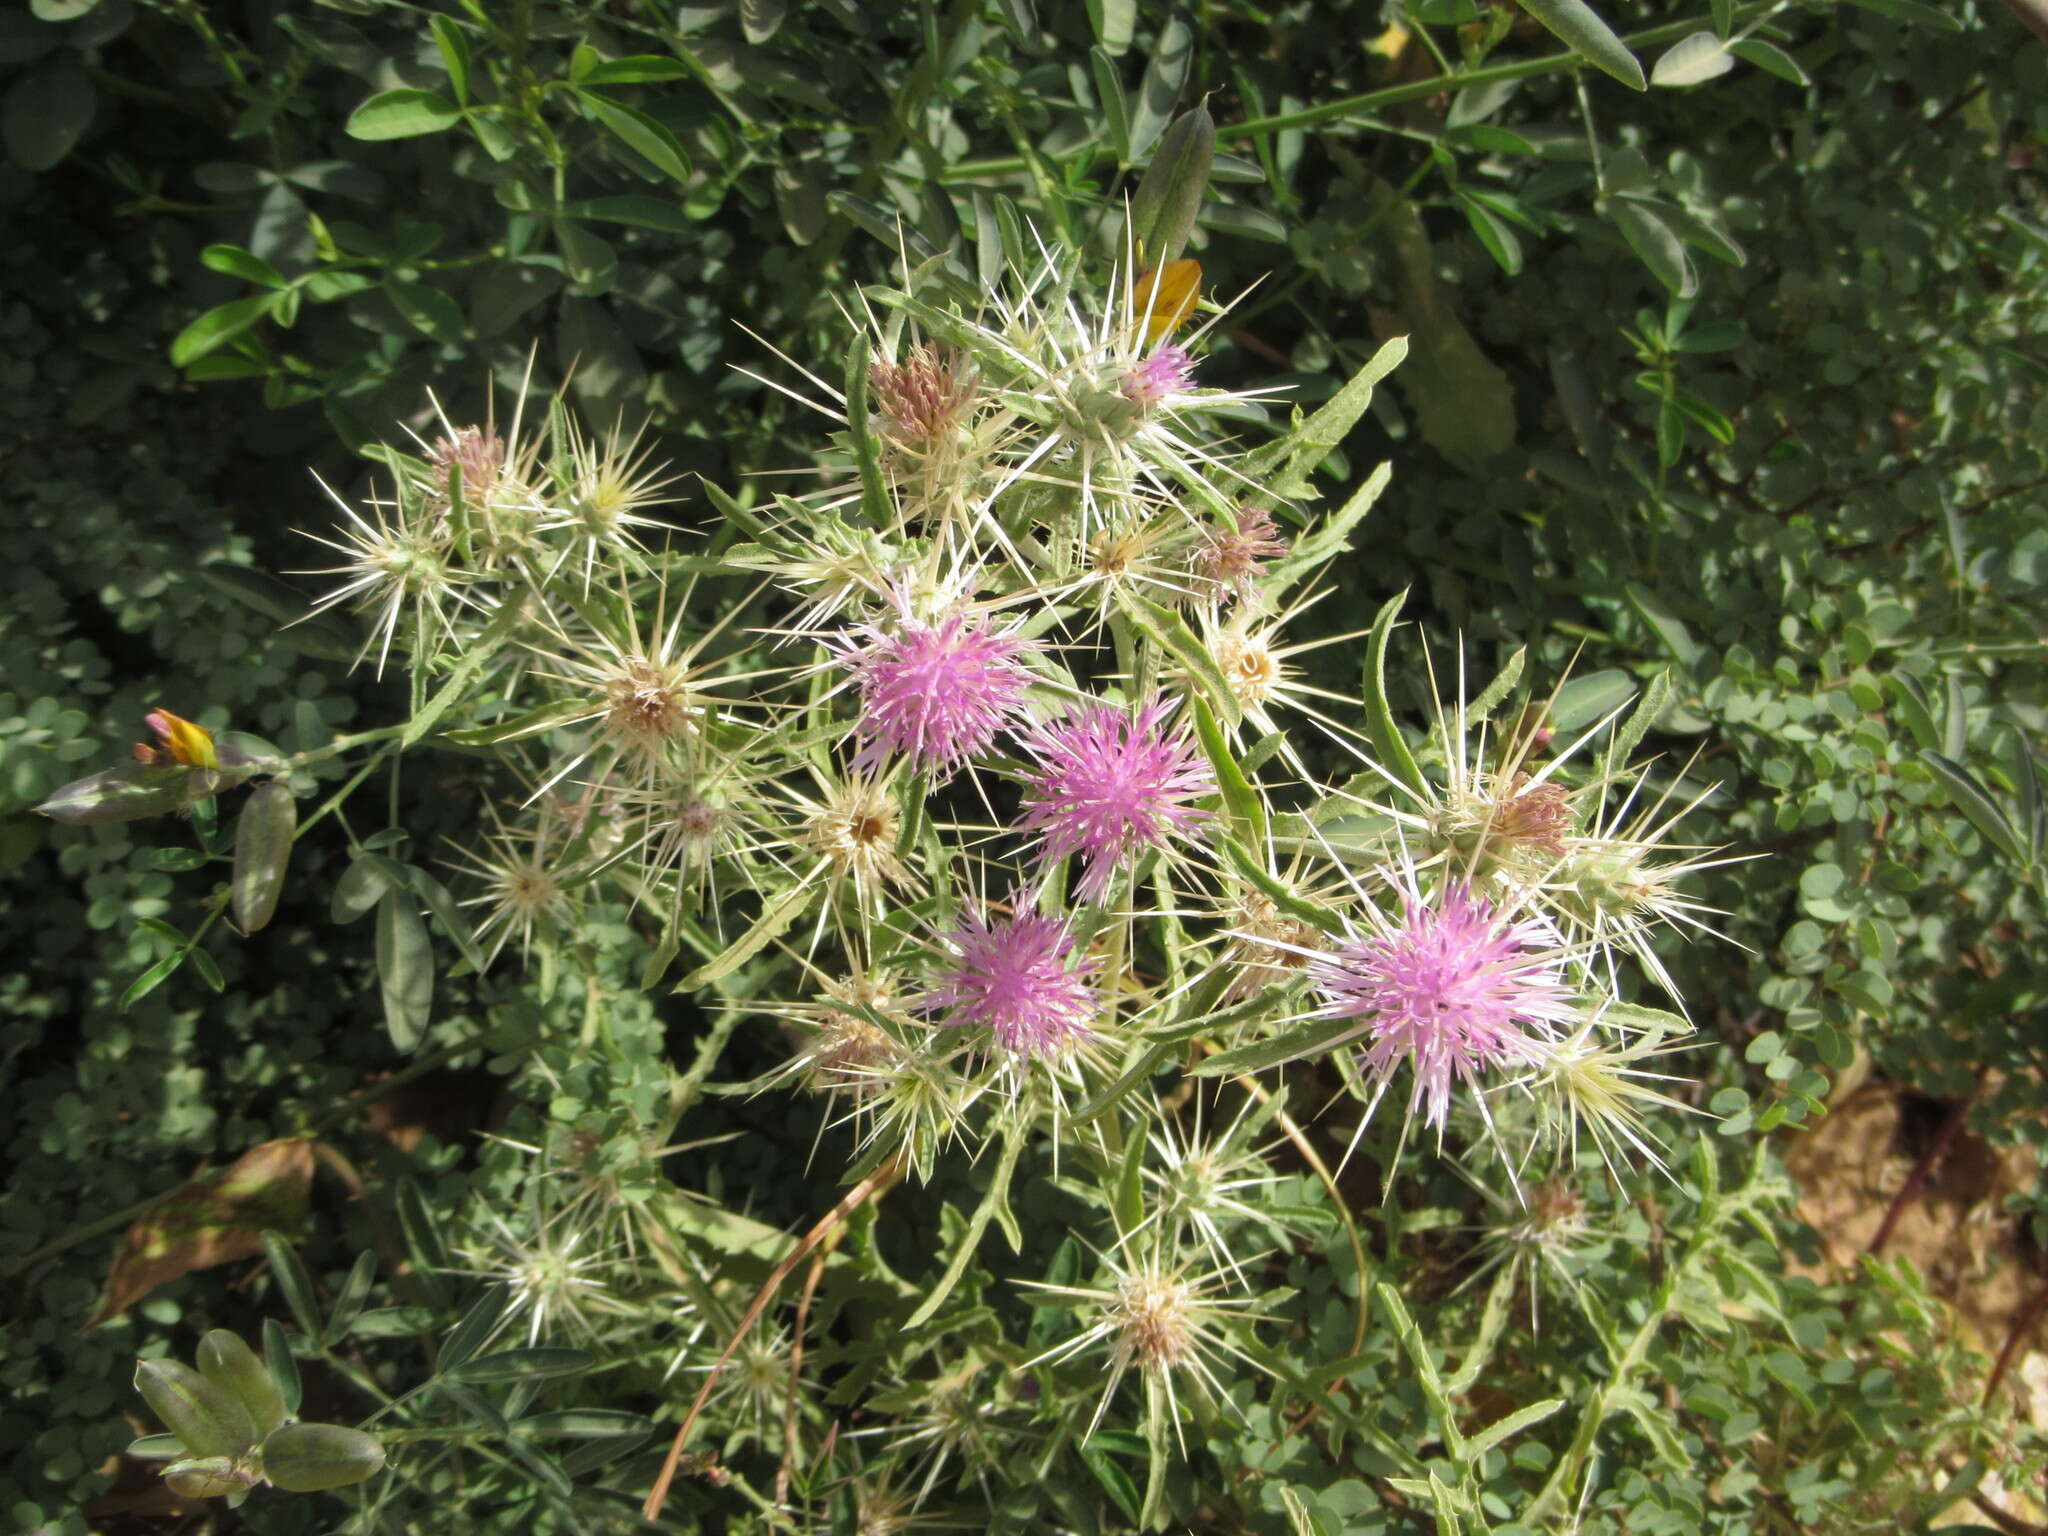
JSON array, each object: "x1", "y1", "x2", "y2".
[
  {"x1": 232, "y1": 780, "x2": 297, "y2": 933},
  {"x1": 37, "y1": 762, "x2": 219, "y2": 826},
  {"x1": 164, "y1": 1455, "x2": 258, "y2": 1499},
  {"x1": 196, "y1": 1330, "x2": 287, "y2": 1441},
  {"x1": 259, "y1": 1422, "x2": 386, "y2": 1492},
  {"x1": 134, "y1": 1358, "x2": 259, "y2": 1460}
]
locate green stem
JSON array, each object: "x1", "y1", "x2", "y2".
[{"x1": 939, "y1": 2, "x2": 1782, "y2": 183}]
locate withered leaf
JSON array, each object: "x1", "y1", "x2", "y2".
[{"x1": 85, "y1": 1138, "x2": 315, "y2": 1330}]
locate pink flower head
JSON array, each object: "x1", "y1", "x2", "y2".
[
  {"x1": 1017, "y1": 696, "x2": 1215, "y2": 900},
  {"x1": 837, "y1": 609, "x2": 1036, "y2": 777},
  {"x1": 1313, "y1": 879, "x2": 1575, "y2": 1133},
  {"x1": 1122, "y1": 345, "x2": 1195, "y2": 408},
  {"x1": 921, "y1": 900, "x2": 1098, "y2": 1059}
]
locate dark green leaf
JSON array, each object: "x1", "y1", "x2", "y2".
[
  {"x1": 3, "y1": 53, "x2": 94, "y2": 172},
  {"x1": 582, "y1": 91, "x2": 692, "y2": 182},
  {"x1": 261, "y1": 1230, "x2": 324, "y2": 1339},
  {"x1": 430, "y1": 13, "x2": 472, "y2": 104},
  {"x1": 449, "y1": 1347, "x2": 596, "y2": 1383}
]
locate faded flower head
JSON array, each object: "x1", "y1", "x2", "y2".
[
  {"x1": 837, "y1": 605, "x2": 1036, "y2": 777},
  {"x1": 1195, "y1": 506, "x2": 1287, "y2": 601},
  {"x1": 1017, "y1": 696, "x2": 1215, "y2": 899},
  {"x1": 429, "y1": 425, "x2": 507, "y2": 505},
  {"x1": 1313, "y1": 874, "x2": 1577, "y2": 1134},
  {"x1": 920, "y1": 900, "x2": 1098, "y2": 1061},
  {"x1": 870, "y1": 344, "x2": 976, "y2": 448}
]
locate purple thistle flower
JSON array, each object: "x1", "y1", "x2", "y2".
[
  {"x1": 1122, "y1": 345, "x2": 1195, "y2": 408},
  {"x1": 839, "y1": 610, "x2": 1035, "y2": 777},
  {"x1": 1017, "y1": 696, "x2": 1215, "y2": 900},
  {"x1": 921, "y1": 901, "x2": 1098, "y2": 1059},
  {"x1": 1312, "y1": 879, "x2": 1575, "y2": 1133}
]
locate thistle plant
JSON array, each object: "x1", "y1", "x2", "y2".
[{"x1": 39, "y1": 129, "x2": 1749, "y2": 1532}]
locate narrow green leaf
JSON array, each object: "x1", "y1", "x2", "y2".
[
  {"x1": 449, "y1": 1347, "x2": 595, "y2": 1383},
  {"x1": 411, "y1": 867, "x2": 486, "y2": 975},
  {"x1": 844, "y1": 333, "x2": 889, "y2": 524},
  {"x1": 430, "y1": 14, "x2": 472, "y2": 104},
  {"x1": 263, "y1": 1318, "x2": 302, "y2": 1417},
  {"x1": 345, "y1": 88, "x2": 462, "y2": 141},
  {"x1": 1612, "y1": 200, "x2": 1697, "y2": 298},
  {"x1": 1464, "y1": 1397, "x2": 1567, "y2": 1462},
  {"x1": 323, "y1": 1251, "x2": 378, "y2": 1346},
  {"x1": 201, "y1": 244, "x2": 286, "y2": 289},
  {"x1": 1090, "y1": 48, "x2": 1132, "y2": 167},
  {"x1": 187, "y1": 944, "x2": 225, "y2": 994},
  {"x1": 1886, "y1": 672, "x2": 1940, "y2": 751},
  {"x1": 170, "y1": 294, "x2": 280, "y2": 368},
  {"x1": 1193, "y1": 1014, "x2": 1358, "y2": 1077},
  {"x1": 375, "y1": 891, "x2": 434, "y2": 1051},
  {"x1": 1119, "y1": 592, "x2": 1239, "y2": 725},
  {"x1": 1623, "y1": 582, "x2": 1702, "y2": 666},
  {"x1": 1468, "y1": 647, "x2": 1527, "y2": 726},
  {"x1": 403, "y1": 602, "x2": 524, "y2": 747},
  {"x1": 120, "y1": 952, "x2": 184, "y2": 1011},
  {"x1": 678, "y1": 881, "x2": 816, "y2": 990},
  {"x1": 1362, "y1": 591, "x2": 1429, "y2": 800},
  {"x1": 436, "y1": 1291, "x2": 508, "y2": 1373},
  {"x1": 905, "y1": 1131, "x2": 1026, "y2": 1328},
  {"x1": 1728, "y1": 37, "x2": 1808, "y2": 85},
  {"x1": 1222, "y1": 839, "x2": 1341, "y2": 932},
  {"x1": 1920, "y1": 750, "x2": 2027, "y2": 865},
  {"x1": 1191, "y1": 694, "x2": 1265, "y2": 847},
  {"x1": 1112, "y1": 1120, "x2": 1147, "y2": 1238},
  {"x1": 1127, "y1": 17, "x2": 1194, "y2": 163},
  {"x1": 261, "y1": 1230, "x2": 324, "y2": 1340},
  {"x1": 1516, "y1": 0, "x2": 1647, "y2": 89},
  {"x1": 1242, "y1": 336, "x2": 1407, "y2": 497},
  {"x1": 582, "y1": 91, "x2": 691, "y2": 182},
  {"x1": 517, "y1": 1409, "x2": 655, "y2": 1438},
  {"x1": 1270, "y1": 460, "x2": 1393, "y2": 595},
  {"x1": 577, "y1": 56, "x2": 693, "y2": 85}
]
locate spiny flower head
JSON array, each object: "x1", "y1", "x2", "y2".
[
  {"x1": 428, "y1": 425, "x2": 508, "y2": 504},
  {"x1": 1021, "y1": 1250, "x2": 1267, "y2": 1447},
  {"x1": 836, "y1": 604, "x2": 1036, "y2": 777},
  {"x1": 1121, "y1": 344, "x2": 1195, "y2": 408},
  {"x1": 1017, "y1": 696, "x2": 1215, "y2": 900},
  {"x1": 920, "y1": 900, "x2": 1098, "y2": 1061},
  {"x1": 1313, "y1": 873, "x2": 1577, "y2": 1134}
]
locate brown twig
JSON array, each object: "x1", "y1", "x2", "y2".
[
  {"x1": 775, "y1": 1247, "x2": 831, "y2": 1508},
  {"x1": 642, "y1": 1155, "x2": 902, "y2": 1522},
  {"x1": 1984, "y1": 1273, "x2": 2048, "y2": 1406},
  {"x1": 1865, "y1": 1078, "x2": 1980, "y2": 1258}
]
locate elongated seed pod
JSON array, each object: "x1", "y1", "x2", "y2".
[
  {"x1": 232, "y1": 780, "x2": 297, "y2": 933},
  {"x1": 134, "y1": 1358, "x2": 258, "y2": 1460},
  {"x1": 259, "y1": 1422, "x2": 386, "y2": 1492}
]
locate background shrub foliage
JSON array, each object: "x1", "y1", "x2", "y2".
[{"x1": 3, "y1": 0, "x2": 2046, "y2": 1531}]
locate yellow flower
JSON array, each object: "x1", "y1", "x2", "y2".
[{"x1": 137, "y1": 708, "x2": 220, "y2": 770}]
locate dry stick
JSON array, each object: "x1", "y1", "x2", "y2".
[
  {"x1": 643, "y1": 1155, "x2": 902, "y2": 1522},
  {"x1": 1984, "y1": 1274, "x2": 2048, "y2": 1406},
  {"x1": 1865, "y1": 1078, "x2": 1980, "y2": 1259},
  {"x1": 775, "y1": 1247, "x2": 833, "y2": 1509}
]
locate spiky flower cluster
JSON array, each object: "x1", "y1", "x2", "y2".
[{"x1": 228, "y1": 226, "x2": 1736, "y2": 1513}]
